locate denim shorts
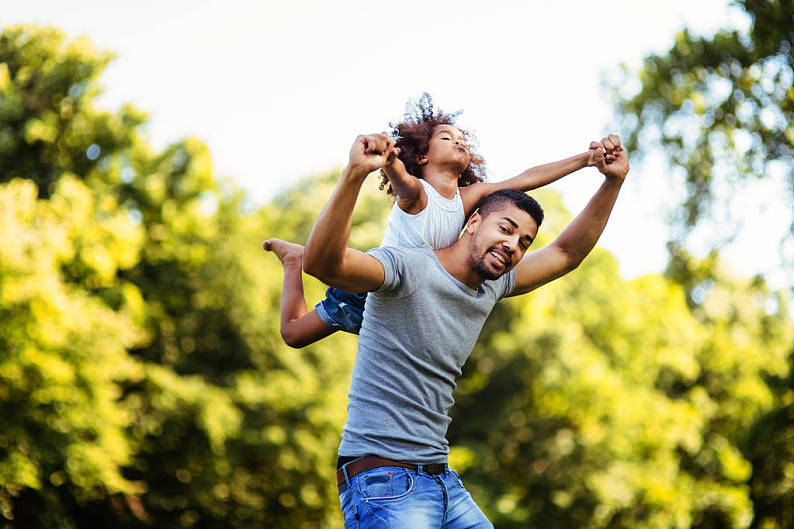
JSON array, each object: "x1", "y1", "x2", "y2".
[{"x1": 315, "y1": 287, "x2": 368, "y2": 335}]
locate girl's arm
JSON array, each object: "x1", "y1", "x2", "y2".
[
  {"x1": 381, "y1": 154, "x2": 428, "y2": 215},
  {"x1": 510, "y1": 138, "x2": 628, "y2": 296},
  {"x1": 460, "y1": 147, "x2": 601, "y2": 217}
]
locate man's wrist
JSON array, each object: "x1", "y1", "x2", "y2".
[
  {"x1": 342, "y1": 165, "x2": 370, "y2": 183},
  {"x1": 603, "y1": 172, "x2": 627, "y2": 186}
]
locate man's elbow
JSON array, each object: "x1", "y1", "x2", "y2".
[
  {"x1": 302, "y1": 245, "x2": 328, "y2": 277},
  {"x1": 302, "y1": 257, "x2": 321, "y2": 278},
  {"x1": 304, "y1": 258, "x2": 345, "y2": 288},
  {"x1": 303, "y1": 259, "x2": 332, "y2": 282},
  {"x1": 565, "y1": 258, "x2": 583, "y2": 274}
]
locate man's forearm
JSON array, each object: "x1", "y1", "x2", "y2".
[
  {"x1": 553, "y1": 176, "x2": 624, "y2": 268},
  {"x1": 303, "y1": 166, "x2": 368, "y2": 278}
]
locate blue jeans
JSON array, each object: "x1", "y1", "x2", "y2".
[{"x1": 338, "y1": 465, "x2": 493, "y2": 529}]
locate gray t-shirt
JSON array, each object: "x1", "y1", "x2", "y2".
[{"x1": 338, "y1": 245, "x2": 515, "y2": 463}]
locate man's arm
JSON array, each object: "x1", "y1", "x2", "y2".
[
  {"x1": 381, "y1": 153, "x2": 428, "y2": 214},
  {"x1": 303, "y1": 134, "x2": 392, "y2": 293},
  {"x1": 460, "y1": 144, "x2": 604, "y2": 217},
  {"x1": 508, "y1": 135, "x2": 629, "y2": 296}
]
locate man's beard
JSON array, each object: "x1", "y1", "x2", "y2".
[{"x1": 468, "y1": 239, "x2": 508, "y2": 281}]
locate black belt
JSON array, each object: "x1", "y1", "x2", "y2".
[{"x1": 336, "y1": 456, "x2": 446, "y2": 487}]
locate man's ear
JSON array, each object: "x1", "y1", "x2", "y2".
[{"x1": 465, "y1": 211, "x2": 481, "y2": 234}]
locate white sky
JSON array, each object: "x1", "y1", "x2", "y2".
[{"x1": 6, "y1": 0, "x2": 790, "y2": 288}]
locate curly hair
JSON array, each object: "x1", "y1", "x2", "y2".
[{"x1": 379, "y1": 93, "x2": 487, "y2": 197}]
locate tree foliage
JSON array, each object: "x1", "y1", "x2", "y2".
[
  {"x1": 1, "y1": 22, "x2": 793, "y2": 529},
  {"x1": 449, "y1": 190, "x2": 792, "y2": 529},
  {"x1": 613, "y1": 0, "x2": 793, "y2": 275},
  {"x1": 0, "y1": 25, "x2": 364, "y2": 528},
  {"x1": 0, "y1": 176, "x2": 145, "y2": 525}
]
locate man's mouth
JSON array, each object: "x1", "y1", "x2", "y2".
[{"x1": 489, "y1": 249, "x2": 508, "y2": 266}]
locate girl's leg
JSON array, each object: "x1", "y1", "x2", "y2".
[{"x1": 263, "y1": 238, "x2": 336, "y2": 348}]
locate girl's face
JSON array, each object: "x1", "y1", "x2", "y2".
[{"x1": 419, "y1": 124, "x2": 471, "y2": 173}]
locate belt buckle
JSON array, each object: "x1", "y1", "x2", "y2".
[{"x1": 423, "y1": 463, "x2": 446, "y2": 474}]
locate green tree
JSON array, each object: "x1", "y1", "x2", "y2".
[
  {"x1": 0, "y1": 24, "x2": 373, "y2": 528},
  {"x1": 0, "y1": 26, "x2": 145, "y2": 198},
  {"x1": 5, "y1": 20, "x2": 794, "y2": 529},
  {"x1": 613, "y1": 3, "x2": 794, "y2": 526},
  {"x1": 0, "y1": 177, "x2": 145, "y2": 526},
  {"x1": 449, "y1": 190, "x2": 793, "y2": 529},
  {"x1": 743, "y1": 346, "x2": 794, "y2": 529},
  {"x1": 612, "y1": 0, "x2": 793, "y2": 276}
]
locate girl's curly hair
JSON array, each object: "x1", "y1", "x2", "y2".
[{"x1": 379, "y1": 93, "x2": 487, "y2": 196}]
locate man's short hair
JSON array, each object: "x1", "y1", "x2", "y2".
[{"x1": 478, "y1": 189, "x2": 544, "y2": 230}]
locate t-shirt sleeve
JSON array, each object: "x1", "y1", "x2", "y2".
[
  {"x1": 365, "y1": 246, "x2": 424, "y2": 297},
  {"x1": 498, "y1": 269, "x2": 517, "y2": 300}
]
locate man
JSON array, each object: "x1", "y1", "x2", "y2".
[
  {"x1": 264, "y1": 93, "x2": 605, "y2": 348},
  {"x1": 303, "y1": 132, "x2": 629, "y2": 528}
]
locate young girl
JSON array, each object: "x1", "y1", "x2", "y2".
[{"x1": 264, "y1": 95, "x2": 606, "y2": 348}]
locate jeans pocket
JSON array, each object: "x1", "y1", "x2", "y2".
[
  {"x1": 339, "y1": 487, "x2": 360, "y2": 528},
  {"x1": 449, "y1": 469, "x2": 466, "y2": 489},
  {"x1": 360, "y1": 468, "x2": 414, "y2": 502},
  {"x1": 342, "y1": 504, "x2": 359, "y2": 529}
]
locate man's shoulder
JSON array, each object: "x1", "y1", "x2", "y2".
[
  {"x1": 367, "y1": 244, "x2": 434, "y2": 261},
  {"x1": 367, "y1": 245, "x2": 436, "y2": 294}
]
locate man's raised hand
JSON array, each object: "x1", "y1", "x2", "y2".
[
  {"x1": 348, "y1": 133, "x2": 396, "y2": 176},
  {"x1": 592, "y1": 134, "x2": 629, "y2": 181}
]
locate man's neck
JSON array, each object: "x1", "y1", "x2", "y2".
[{"x1": 434, "y1": 243, "x2": 485, "y2": 291}]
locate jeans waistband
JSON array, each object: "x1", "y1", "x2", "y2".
[{"x1": 337, "y1": 455, "x2": 447, "y2": 493}]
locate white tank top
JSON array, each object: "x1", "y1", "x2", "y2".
[{"x1": 380, "y1": 179, "x2": 465, "y2": 250}]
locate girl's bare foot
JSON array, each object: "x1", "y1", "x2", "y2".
[{"x1": 262, "y1": 238, "x2": 304, "y2": 268}]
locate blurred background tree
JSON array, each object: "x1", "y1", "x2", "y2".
[
  {"x1": 0, "y1": 25, "x2": 383, "y2": 528},
  {"x1": 610, "y1": 1, "x2": 794, "y2": 527},
  {"x1": 0, "y1": 175, "x2": 146, "y2": 527},
  {"x1": 1, "y1": 15, "x2": 793, "y2": 529},
  {"x1": 449, "y1": 190, "x2": 792, "y2": 529},
  {"x1": 612, "y1": 0, "x2": 793, "y2": 292}
]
